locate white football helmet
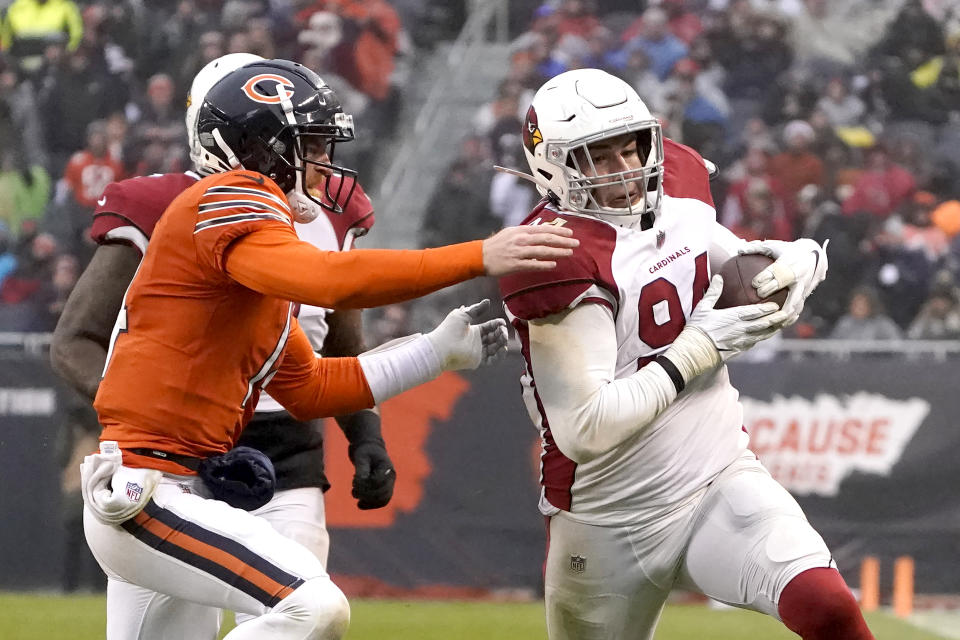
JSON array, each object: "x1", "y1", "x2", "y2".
[
  {"x1": 186, "y1": 52, "x2": 264, "y2": 175},
  {"x1": 522, "y1": 69, "x2": 664, "y2": 228}
]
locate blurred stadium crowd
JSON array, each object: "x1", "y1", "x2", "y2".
[
  {"x1": 1, "y1": 0, "x2": 960, "y2": 344},
  {"x1": 422, "y1": 0, "x2": 960, "y2": 342}
]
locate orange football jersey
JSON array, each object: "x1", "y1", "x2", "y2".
[{"x1": 94, "y1": 170, "x2": 371, "y2": 473}]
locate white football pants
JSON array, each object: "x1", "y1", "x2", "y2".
[
  {"x1": 84, "y1": 473, "x2": 346, "y2": 640},
  {"x1": 235, "y1": 486, "x2": 329, "y2": 626},
  {"x1": 544, "y1": 452, "x2": 835, "y2": 640}
]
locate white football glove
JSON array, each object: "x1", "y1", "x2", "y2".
[
  {"x1": 738, "y1": 238, "x2": 829, "y2": 326},
  {"x1": 425, "y1": 299, "x2": 509, "y2": 371},
  {"x1": 80, "y1": 442, "x2": 160, "y2": 525},
  {"x1": 661, "y1": 274, "x2": 789, "y2": 384}
]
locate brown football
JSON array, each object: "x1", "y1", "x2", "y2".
[{"x1": 714, "y1": 254, "x2": 789, "y2": 309}]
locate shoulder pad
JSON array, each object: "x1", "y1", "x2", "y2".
[{"x1": 663, "y1": 138, "x2": 715, "y2": 207}]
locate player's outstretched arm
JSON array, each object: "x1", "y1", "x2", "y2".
[
  {"x1": 51, "y1": 244, "x2": 141, "y2": 400},
  {"x1": 267, "y1": 301, "x2": 508, "y2": 421},
  {"x1": 222, "y1": 226, "x2": 577, "y2": 309}
]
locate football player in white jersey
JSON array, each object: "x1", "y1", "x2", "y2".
[{"x1": 499, "y1": 69, "x2": 874, "y2": 640}]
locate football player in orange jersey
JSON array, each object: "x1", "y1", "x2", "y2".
[
  {"x1": 53, "y1": 53, "x2": 400, "y2": 637},
  {"x1": 76, "y1": 59, "x2": 578, "y2": 640}
]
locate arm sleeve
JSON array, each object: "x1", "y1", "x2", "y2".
[
  {"x1": 265, "y1": 320, "x2": 375, "y2": 421},
  {"x1": 529, "y1": 303, "x2": 679, "y2": 464},
  {"x1": 223, "y1": 226, "x2": 485, "y2": 309}
]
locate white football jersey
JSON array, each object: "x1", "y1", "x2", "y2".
[{"x1": 501, "y1": 195, "x2": 749, "y2": 527}]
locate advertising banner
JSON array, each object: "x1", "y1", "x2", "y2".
[{"x1": 1, "y1": 354, "x2": 957, "y2": 595}]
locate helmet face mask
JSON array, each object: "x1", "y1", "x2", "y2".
[
  {"x1": 555, "y1": 124, "x2": 663, "y2": 220},
  {"x1": 196, "y1": 59, "x2": 358, "y2": 218},
  {"x1": 522, "y1": 69, "x2": 665, "y2": 228}
]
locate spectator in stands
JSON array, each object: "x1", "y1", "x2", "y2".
[
  {"x1": 0, "y1": 0, "x2": 83, "y2": 75},
  {"x1": 726, "y1": 177, "x2": 792, "y2": 242},
  {"x1": 246, "y1": 16, "x2": 278, "y2": 59},
  {"x1": 907, "y1": 279, "x2": 960, "y2": 339},
  {"x1": 815, "y1": 76, "x2": 866, "y2": 128},
  {"x1": 103, "y1": 111, "x2": 129, "y2": 170},
  {"x1": 298, "y1": 11, "x2": 342, "y2": 59},
  {"x1": 0, "y1": 149, "x2": 51, "y2": 239},
  {"x1": 32, "y1": 252, "x2": 77, "y2": 331},
  {"x1": 621, "y1": 6, "x2": 688, "y2": 80},
  {"x1": 0, "y1": 223, "x2": 17, "y2": 289},
  {"x1": 871, "y1": 0, "x2": 945, "y2": 68},
  {"x1": 487, "y1": 91, "x2": 535, "y2": 229},
  {"x1": 0, "y1": 53, "x2": 47, "y2": 169},
  {"x1": 128, "y1": 73, "x2": 187, "y2": 174},
  {"x1": 723, "y1": 144, "x2": 786, "y2": 216},
  {"x1": 769, "y1": 119, "x2": 824, "y2": 213},
  {"x1": 37, "y1": 43, "x2": 126, "y2": 169},
  {"x1": 659, "y1": 58, "x2": 727, "y2": 159},
  {"x1": 52, "y1": 119, "x2": 121, "y2": 255},
  {"x1": 420, "y1": 135, "x2": 498, "y2": 248},
  {"x1": 178, "y1": 30, "x2": 226, "y2": 100},
  {"x1": 789, "y1": 0, "x2": 898, "y2": 73},
  {"x1": 141, "y1": 1, "x2": 223, "y2": 79},
  {"x1": 910, "y1": 27, "x2": 960, "y2": 124},
  {"x1": 723, "y1": 12, "x2": 792, "y2": 100},
  {"x1": 829, "y1": 286, "x2": 903, "y2": 340},
  {"x1": 0, "y1": 230, "x2": 57, "y2": 306},
  {"x1": 60, "y1": 120, "x2": 123, "y2": 213},
  {"x1": 895, "y1": 191, "x2": 950, "y2": 263},
  {"x1": 620, "y1": 46, "x2": 664, "y2": 112},
  {"x1": 308, "y1": 0, "x2": 401, "y2": 103},
  {"x1": 842, "y1": 143, "x2": 916, "y2": 218},
  {"x1": 553, "y1": 0, "x2": 600, "y2": 39}
]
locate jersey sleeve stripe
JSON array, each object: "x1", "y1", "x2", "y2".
[
  {"x1": 204, "y1": 186, "x2": 291, "y2": 212},
  {"x1": 194, "y1": 212, "x2": 291, "y2": 233},
  {"x1": 198, "y1": 199, "x2": 291, "y2": 219}
]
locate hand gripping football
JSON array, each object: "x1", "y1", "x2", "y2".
[{"x1": 715, "y1": 254, "x2": 789, "y2": 310}]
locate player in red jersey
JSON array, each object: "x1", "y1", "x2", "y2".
[
  {"x1": 60, "y1": 58, "x2": 576, "y2": 640},
  {"x1": 499, "y1": 69, "x2": 871, "y2": 640}
]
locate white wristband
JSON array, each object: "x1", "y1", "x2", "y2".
[{"x1": 357, "y1": 334, "x2": 443, "y2": 405}]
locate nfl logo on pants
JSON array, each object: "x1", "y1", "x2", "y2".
[
  {"x1": 126, "y1": 482, "x2": 144, "y2": 502},
  {"x1": 570, "y1": 555, "x2": 586, "y2": 573}
]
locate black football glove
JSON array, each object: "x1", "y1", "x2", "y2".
[{"x1": 349, "y1": 440, "x2": 395, "y2": 510}]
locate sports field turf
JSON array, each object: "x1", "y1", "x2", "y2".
[{"x1": 0, "y1": 593, "x2": 951, "y2": 639}]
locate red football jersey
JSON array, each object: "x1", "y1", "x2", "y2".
[{"x1": 90, "y1": 172, "x2": 200, "y2": 254}]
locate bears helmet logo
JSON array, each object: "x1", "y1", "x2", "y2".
[{"x1": 242, "y1": 74, "x2": 296, "y2": 104}]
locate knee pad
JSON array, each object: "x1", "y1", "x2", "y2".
[{"x1": 277, "y1": 577, "x2": 350, "y2": 640}]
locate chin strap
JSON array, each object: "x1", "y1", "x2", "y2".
[{"x1": 210, "y1": 128, "x2": 241, "y2": 171}]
